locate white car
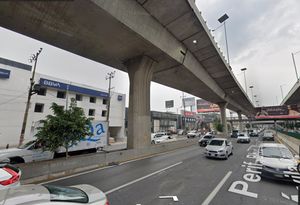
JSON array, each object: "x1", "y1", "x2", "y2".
[
  {"x1": 0, "y1": 140, "x2": 54, "y2": 164},
  {"x1": 262, "y1": 131, "x2": 275, "y2": 141},
  {"x1": 256, "y1": 143, "x2": 298, "y2": 181},
  {"x1": 0, "y1": 184, "x2": 108, "y2": 205},
  {"x1": 151, "y1": 133, "x2": 170, "y2": 144},
  {"x1": 237, "y1": 133, "x2": 250, "y2": 143},
  {"x1": 205, "y1": 138, "x2": 233, "y2": 159},
  {"x1": 187, "y1": 130, "x2": 200, "y2": 138},
  {"x1": 0, "y1": 163, "x2": 21, "y2": 190}
]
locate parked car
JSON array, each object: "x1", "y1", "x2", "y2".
[
  {"x1": 237, "y1": 133, "x2": 250, "y2": 143},
  {"x1": 151, "y1": 133, "x2": 170, "y2": 144},
  {"x1": 205, "y1": 138, "x2": 233, "y2": 159},
  {"x1": 199, "y1": 135, "x2": 215, "y2": 147},
  {"x1": 187, "y1": 130, "x2": 200, "y2": 138},
  {"x1": 262, "y1": 130, "x2": 275, "y2": 141},
  {"x1": 231, "y1": 130, "x2": 239, "y2": 138},
  {"x1": 0, "y1": 184, "x2": 109, "y2": 205},
  {"x1": 0, "y1": 163, "x2": 21, "y2": 190},
  {"x1": 0, "y1": 134, "x2": 102, "y2": 164},
  {"x1": 249, "y1": 130, "x2": 258, "y2": 137},
  {"x1": 256, "y1": 143, "x2": 298, "y2": 181}
]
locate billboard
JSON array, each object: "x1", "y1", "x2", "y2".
[
  {"x1": 183, "y1": 97, "x2": 195, "y2": 107},
  {"x1": 165, "y1": 100, "x2": 174, "y2": 108},
  {"x1": 196, "y1": 99, "x2": 220, "y2": 113},
  {"x1": 255, "y1": 105, "x2": 300, "y2": 119}
]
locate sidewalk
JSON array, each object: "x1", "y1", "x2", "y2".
[{"x1": 276, "y1": 131, "x2": 300, "y2": 154}]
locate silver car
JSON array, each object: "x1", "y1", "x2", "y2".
[
  {"x1": 0, "y1": 184, "x2": 109, "y2": 205},
  {"x1": 205, "y1": 138, "x2": 233, "y2": 159},
  {"x1": 256, "y1": 143, "x2": 298, "y2": 181}
]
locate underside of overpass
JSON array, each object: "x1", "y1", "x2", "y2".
[
  {"x1": 0, "y1": 0, "x2": 255, "y2": 148},
  {"x1": 281, "y1": 80, "x2": 300, "y2": 105}
]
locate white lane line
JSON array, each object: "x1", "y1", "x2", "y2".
[
  {"x1": 247, "y1": 145, "x2": 254, "y2": 151},
  {"x1": 201, "y1": 171, "x2": 232, "y2": 205},
  {"x1": 38, "y1": 165, "x2": 116, "y2": 185},
  {"x1": 105, "y1": 161, "x2": 183, "y2": 195}
]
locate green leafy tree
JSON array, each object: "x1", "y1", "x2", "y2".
[
  {"x1": 35, "y1": 99, "x2": 92, "y2": 158},
  {"x1": 213, "y1": 118, "x2": 223, "y2": 132}
]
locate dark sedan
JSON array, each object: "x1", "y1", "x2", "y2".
[{"x1": 199, "y1": 135, "x2": 215, "y2": 147}]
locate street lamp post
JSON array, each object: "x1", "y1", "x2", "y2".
[
  {"x1": 249, "y1": 86, "x2": 254, "y2": 103},
  {"x1": 105, "y1": 71, "x2": 116, "y2": 146},
  {"x1": 280, "y1": 84, "x2": 286, "y2": 101},
  {"x1": 217, "y1": 13, "x2": 230, "y2": 65},
  {"x1": 241, "y1": 68, "x2": 247, "y2": 95},
  {"x1": 292, "y1": 50, "x2": 300, "y2": 82},
  {"x1": 19, "y1": 48, "x2": 43, "y2": 146}
]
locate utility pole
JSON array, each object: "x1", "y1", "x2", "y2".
[
  {"x1": 292, "y1": 51, "x2": 300, "y2": 82},
  {"x1": 19, "y1": 48, "x2": 43, "y2": 146},
  {"x1": 105, "y1": 71, "x2": 115, "y2": 146},
  {"x1": 182, "y1": 92, "x2": 187, "y2": 130}
]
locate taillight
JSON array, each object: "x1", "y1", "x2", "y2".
[
  {"x1": 105, "y1": 199, "x2": 109, "y2": 205},
  {"x1": 0, "y1": 167, "x2": 20, "y2": 186}
]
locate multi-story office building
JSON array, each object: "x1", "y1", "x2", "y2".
[{"x1": 0, "y1": 57, "x2": 126, "y2": 148}]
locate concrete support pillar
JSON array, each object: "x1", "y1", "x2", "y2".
[
  {"x1": 218, "y1": 102, "x2": 228, "y2": 137},
  {"x1": 237, "y1": 111, "x2": 242, "y2": 131},
  {"x1": 126, "y1": 56, "x2": 156, "y2": 149}
]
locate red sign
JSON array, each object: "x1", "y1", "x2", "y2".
[{"x1": 182, "y1": 111, "x2": 196, "y2": 117}]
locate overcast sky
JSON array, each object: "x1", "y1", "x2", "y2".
[{"x1": 0, "y1": 0, "x2": 300, "y2": 114}]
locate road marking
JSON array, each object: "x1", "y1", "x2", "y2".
[
  {"x1": 201, "y1": 171, "x2": 232, "y2": 205},
  {"x1": 38, "y1": 165, "x2": 116, "y2": 185},
  {"x1": 38, "y1": 145, "x2": 197, "y2": 185},
  {"x1": 159, "y1": 196, "x2": 179, "y2": 201},
  {"x1": 247, "y1": 145, "x2": 255, "y2": 151},
  {"x1": 105, "y1": 162, "x2": 183, "y2": 195}
]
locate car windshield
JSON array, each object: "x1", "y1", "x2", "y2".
[
  {"x1": 19, "y1": 140, "x2": 35, "y2": 149},
  {"x1": 260, "y1": 147, "x2": 293, "y2": 159},
  {"x1": 43, "y1": 185, "x2": 89, "y2": 203},
  {"x1": 209, "y1": 140, "x2": 224, "y2": 146}
]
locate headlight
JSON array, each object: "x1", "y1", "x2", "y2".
[{"x1": 218, "y1": 150, "x2": 225, "y2": 153}]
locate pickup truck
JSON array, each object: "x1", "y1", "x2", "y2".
[{"x1": 0, "y1": 121, "x2": 107, "y2": 164}]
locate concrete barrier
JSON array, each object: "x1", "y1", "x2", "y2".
[
  {"x1": 20, "y1": 139, "x2": 197, "y2": 184},
  {"x1": 276, "y1": 132, "x2": 299, "y2": 154}
]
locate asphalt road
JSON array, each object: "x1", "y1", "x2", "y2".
[{"x1": 45, "y1": 136, "x2": 299, "y2": 205}]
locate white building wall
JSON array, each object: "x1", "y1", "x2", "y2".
[
  {"x1": 0, "y1": 63, "x2": 126, "y2": 147},
  {"x1": 0, "y1": 59, "x2": 32, "y2": 148}
]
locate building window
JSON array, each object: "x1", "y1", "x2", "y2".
[
  {"x1": 102, "y1": 110, "x2": 107, "y2": 117},
  {"x1": 103, "y1": 99, "x2": 107, "y2": 105},
  {"x1": 37, "y1": 87, "x2": 47, "y2": 96},
  {"x1": 34, "y1": 103, "x2": 44, "y2": 113},
  {"x1": 57, "y1": 91, "x2": 66, "y2": 99},
  {"x1": 90, "y1": 96, "x2": 96, "y2": 103},
  {"x1": 88, "y1": 109, "x2": 95, "y2": 116},
  {"x1": 76, "y1": 94, "x2": 82, "y2": 101}
]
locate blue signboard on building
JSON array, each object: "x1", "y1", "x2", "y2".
[
  {"x1": 39, "y1": 78, "x2": 109, "y2": 98},
  {"x1": 0, "y1": 68, "x2": 10, "y2": 79}
]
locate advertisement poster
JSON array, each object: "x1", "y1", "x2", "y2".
[
  {"x1": 255, "y1": 105, "x2": 300, "y2": 119},
  {"x1": 197, "y1": 99, "x2": 220, "y2": 113}
]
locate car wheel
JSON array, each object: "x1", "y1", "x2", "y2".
[
  {"x1": 225, "y1": 152, "x2": 229, "y2": 160},
  {"x1": 9, "y1": 157, "x2": 25, "y2": 164},
  {"x1": 151, "y1": 140, "x2": 155, "y2": 144}
]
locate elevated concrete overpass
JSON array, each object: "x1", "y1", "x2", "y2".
[
  {"x1": 281, "y1": 80, "x2": 300, "y2": 105},
  {"x1": 0, "y1": 0, "x2": 255, "y2": 148}
]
